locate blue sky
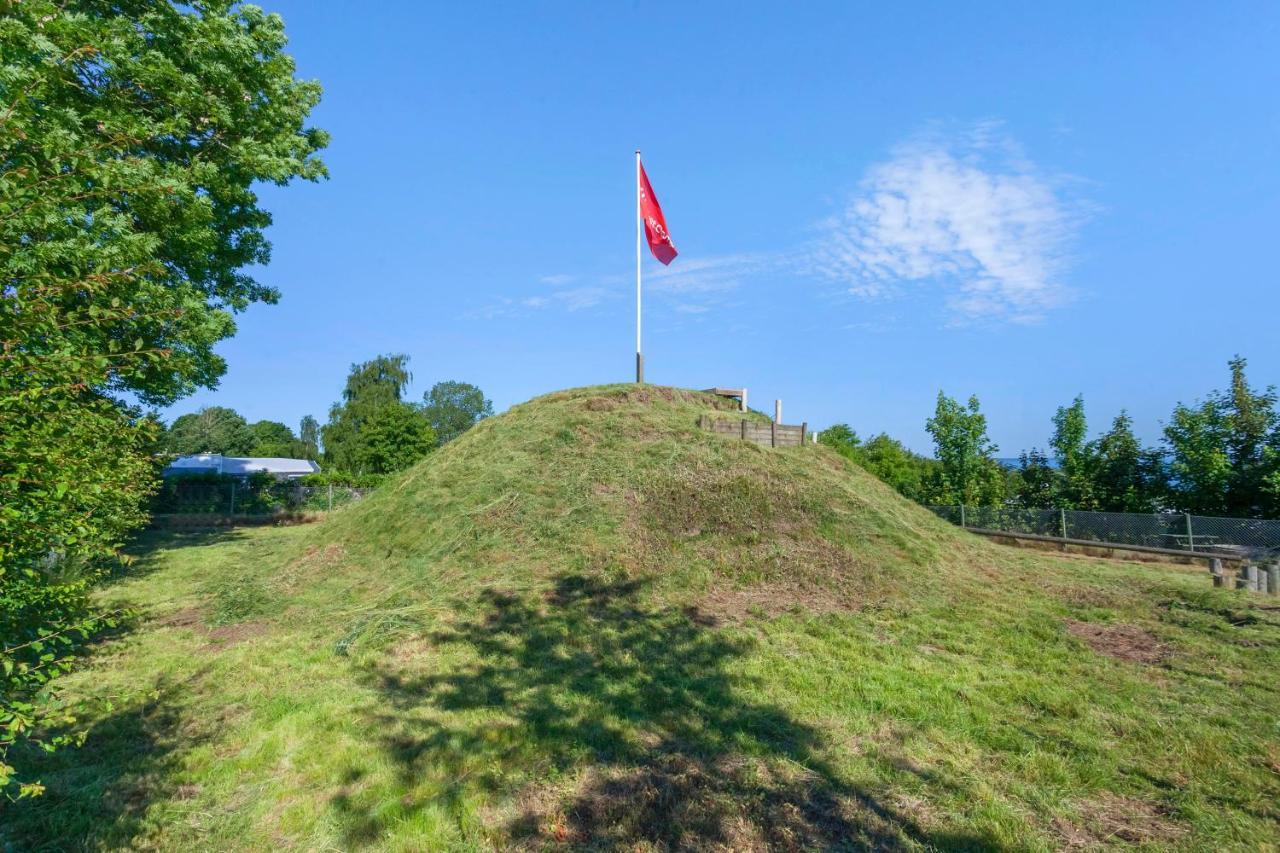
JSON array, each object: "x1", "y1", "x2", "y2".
[{"x1": 169, "y1": 1, "x2": 1280, "y2": 456}]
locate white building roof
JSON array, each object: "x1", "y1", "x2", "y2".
[{"x1": 163, "y1": 453, "x2": 320, "y2": 477}]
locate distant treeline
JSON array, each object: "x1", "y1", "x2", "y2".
[
  {"x1": 162, "y1": 354, "x2": 492, "y2": 481},
  {"x1": 821, "y1": 357, "x2": 1280, "y2": 519}
]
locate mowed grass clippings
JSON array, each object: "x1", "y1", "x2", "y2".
[{"x1": 4, "y1": 386, "x2": 1279, "y2": 851}]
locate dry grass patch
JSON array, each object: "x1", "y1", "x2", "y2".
[
  {"x1": 1053, "y1": 792, "x2": 1188, "y2": 848},
  {"x1": 1066, "y1": 620, "x2": 1168, "y2": 665}
]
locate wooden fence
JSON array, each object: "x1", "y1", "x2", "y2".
[{"x1": 699, "y1": 415, "x2": 808, "y2": 448}]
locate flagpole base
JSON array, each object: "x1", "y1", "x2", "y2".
[{"x1": 636, "y1": 352, "x2": 644, "y2": 384}]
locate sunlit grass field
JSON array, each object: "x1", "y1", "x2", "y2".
[{"x1": 5, "y1": 387, "x2": 1279, "y2": 850}]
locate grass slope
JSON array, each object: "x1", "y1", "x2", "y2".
[{"x1": 4, "y1": 386, "x2": 1279, "y2": 851}]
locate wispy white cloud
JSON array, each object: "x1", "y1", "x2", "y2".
[
  {"x1": 551, "y1": 286, "x2": 609, "y2": 310},
  {"x1": 643, "y1": 253, "x2": 771, "y2": 295},
  {"x1": 469, "y1": 286, "x2": 610, "y2": 319},
  {"x1": 808, "y1": 124, "x2": 1084, "y2": 323},
  {"x1": 470, "y1": 124, "x2": 1086, "y2": 326},
  {"x1": 674, "y1": 303, "x2": 710, "y2": 314}
]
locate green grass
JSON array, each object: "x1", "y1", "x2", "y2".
[{"x1": 4, "y1": 386, "x2": 1279, "y2": 850}]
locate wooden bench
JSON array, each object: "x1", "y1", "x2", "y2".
[{"x1": 702, "y1": 387, "x2": 747, "y2": 412}]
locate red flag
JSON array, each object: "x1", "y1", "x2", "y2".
[{"x1": 638, "y1": 158, "x2": 678, "y2": 265}]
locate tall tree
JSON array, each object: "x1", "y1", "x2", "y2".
[
  {"x1": 1050, "y1": 395, "x2": 1093, "y2": 509},
  {"x1": 247, "y1": 420, "x2": 297, "y2": 457},
  {"x1": 323, "y1": 355, "x2": 435, "y2": 475},
  {"x1": 354, "y1": 403, "x2": 436, "y2": 475},
  {"x1": 1090, "y1": 412, "x2": 1166, "y2": 513},
  {"x1": 423, "y1": 381, "x2": 494, "y2": 444},
  {"x1": 1011, "y1": 448, "x2": 1057, "y2": 509},
  {"x1": 0, "y1": 0, "x2": 325, "y2": 797},
  {"x1": 1164, "y1": 357, "x2": 1279, "y2": 517},
  {"x1": 164, "y1": 407, "x2": 252, "y2": 455},
  {"x1": 298, "y1": 415, "x2": 321, "y2": 460},
  {"x1": 925, "y1": 392, "x2": 1004, "y2": 506}
]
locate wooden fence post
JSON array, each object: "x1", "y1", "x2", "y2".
[
  {"x1": 1059, "y1": 508, "x2": 1067, "y2": 539},
  {"x1": 770, "y1": 420, "x2": 777, "y2": 447},
  {"x1": 740, "y1": 419, "x2": 747, "y2": 441},
  {"x1": 800, "y1": 422, "x2": 807, "y2": 446}
]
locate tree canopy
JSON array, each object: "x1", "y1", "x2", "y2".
[
  {"x1": 1164, "y1": 357, "x2": 1279, "y2": 517},
  {"x1": 164, "y1": 407, "x2": 252, "y2": 455},
  {"x1": 0, "y1": 0, "x2": 325, "y2": 798},
  {"x1": 322, "y1": 355, "x2": 435, "y2": 476},
  {"x1": 423, "y1": 381, "x2": 494, "y2": 444},
  {"x1": 926, "y1": 392, "x2": 1004, "y2": 506}
]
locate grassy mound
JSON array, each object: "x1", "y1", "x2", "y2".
[
  {"x1": 5, "y1": 386, "x2": 1279, "y2": 850},
  {"x1": 310, "y1": 384, "x2": 976, "y2": 620}
]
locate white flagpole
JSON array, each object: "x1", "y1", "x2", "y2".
[{"x1": 635, "y1": 149, "x2": 643, "y2": 384}]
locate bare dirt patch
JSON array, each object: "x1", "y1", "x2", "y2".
[
  {"x1": 207, "y1": 620, "x2": 269, "y2": 648},
  {"x1": 155, "y1": 606, "x2": 268, "y2": 651},
  {"x1": 157, "y1": 605, "x2": 205, "y2": 630},
  {"x1": 1053, "y1": 792, "x2": 1187, "y2": 847},
  {"x1": 1065, "y1": 620, "x2": 1167, "y2": 665}
]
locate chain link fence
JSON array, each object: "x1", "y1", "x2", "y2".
[
  {"x1": 154, "y1": 478, "x2": 373, "y2": 516},
  {"x1": 929, "y1": 505, "x2": 1280, "y2": 559}
]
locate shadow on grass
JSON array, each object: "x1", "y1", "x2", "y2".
[
  {"x1": 0, "y1": 677, "x2": 203, "y2": 850},
  {"x1": 343, "y1": 574, "x2": 1004, "y2": 850}
]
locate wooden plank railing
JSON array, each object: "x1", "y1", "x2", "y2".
[{"x1": 699, "y1": 415, "x2": 808, "y2": 448}]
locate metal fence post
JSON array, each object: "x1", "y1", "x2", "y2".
[
  {"x1": 328, "y1": 483, "x2": 334, "y2": 511},
  {"x1": 1059, "y1": 508, "x2": 1067, "y2": 539},
  {"x1": 959, "y1": 505, "x2": 966, "y2": 528},
  {"x1": 1184, "y1": 513, "x2": 1195, "y2": 551},
  {"x1": 229, "y1": 480, "x2": 236, "y2": 515}
]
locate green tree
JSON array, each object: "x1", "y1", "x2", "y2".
[
  {"x1": 0, "y1": 0, "x2": 325, "y2": 797},
  {"x1": 1090, "y1": 412, "x2": 1166, "y2": 512},
  {"x1": 1011, "y1": 448, "x2": 1057, "y2": 508},
  {"x1": 1163, "y1": 400, "x2": 1230, "y2": 515},
  {"x1": 298, "y1": 415, "x2": 321, "y2": 460},
  {"x1": 164, "y1": 407, "x2": 253, "y2": 455},
  {"x1": 925, "y1": 392, "x2": 1004, "y2": 506},
  {"x1": 1164, "y1": 357, "x2": 1279, "y2": 517},
  {"x1": 247, "y1": 420, "x2": 297, "y2": 457},
  {"x1": 858, "y1": 433, "x2": 939, "y2": 503},
  {"x1": 354, "y1": 402, "x2": 436, "y2": 475},
  {"x1": 323, "y1": 355, "x2": 435, "y2": 475},
  {"x1": 818, "y1": 425, "x2": 941, "y2": 503},
  {"x1": 423, "y1": 381, "x2": 494, "y2": 444},
  {"x1": 1050, "y1": 395, "x2": 1093, "y2": 509},
  {"x1": 817, "y1": 424, "x2": 861, "y2": 458}
]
